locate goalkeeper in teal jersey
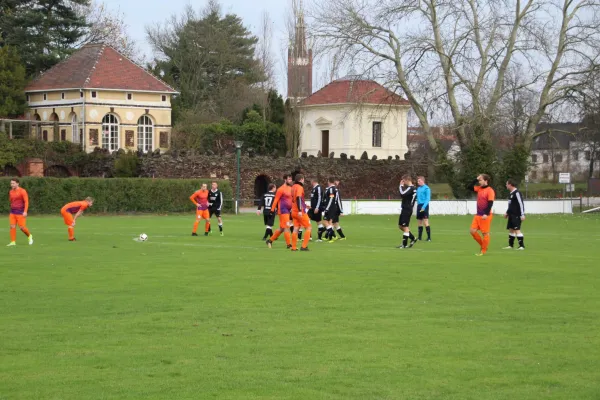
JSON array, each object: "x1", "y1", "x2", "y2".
[{"x1": 416, "y1": 176, "x2": 431, "y2": 241}]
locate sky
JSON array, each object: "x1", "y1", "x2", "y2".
[{"x1": 102, "y1": 0, "x2": 295, "y2": 96}]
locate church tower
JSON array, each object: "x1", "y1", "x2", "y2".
[{"x1": 287, "y1": 0, "x2": 313, "y2": 103}]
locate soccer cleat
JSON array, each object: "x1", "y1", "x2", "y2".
[
  {"x1": 6, "y1": 241, "x2": 16, "y2": 247},
  {"x1": 266, "y1": 239, "x2": 273, "y2": 249},
  {"x1": 220, "y1": 232, "x2": 224, "y2": 237},
  {"x1": 287, "y1": 244, "x2": 293, "y2": 249},
  {"x1": 502, "y1": 246, "x2": 513, "y2": 250},
  {"x1": 409, "y1": 240, "x2": 417, "y2": 248},
  {"x1": 261, "y1": 237, "x2": 267, "y2": 241},
  {"x1": 192, "y1": 233, "x2": 198, "y2": 237},
  {"x1": 316, "y1": 239, "x2": 323, "y2": 242},
  {"x1": 517, "y1": 247, "x2": 525, "y2": 250},
  {"x1": 331, "y1": 237, "x2": 339, "y2": 242},
  {"x1": 69, "y1": 238, "x2": 76, "y2": 242},
  {"x1": 204, "y1": 232, "x2": 209, "y2": 236},
  {"x1": 396, "y1": 245, "x2": 406, "y2": 249},
  {"x1": 291, "y1": 249, "x2": 298, "y2": 252},
  {"x1": 300, "y1": 247, "x2": 310, "y2": 251},
  {"x1": 426, "y1": 239, "x2": 431, "y2": 242},
  {"x1": 28, "y1": 235, "x2": 33, "y2": 245},
  {"x1": 338, "y1": 237, "x2": 347, "y2": 241},
  {"x1": 475, "y1": 252, "x2": 484, "y2": 256}
]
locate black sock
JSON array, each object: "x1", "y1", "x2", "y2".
[
  {"x1": 409, "y1": 232, "x2": 415, "y2": 241},
  {"x1": 264, "y1": 228, "x2": 271, "y2": 239},
  {"x1": 298, "y1": 230, "x2": 303, "y2": 240},
  {"x1": 336, "y1": 228, "x2": 345, "y2": 238},
  {"x1": 318, "y1": 227, "x2": 325, "y2": 239},
  {"x1": 219, "y1": 224, "x2": 223, "y2": 232},
  {"x1": 327, "y1": 228, "x2": 334, "y2": 239},
  {"x1": 426, "y1": 226, "x2": 431, "y2": 239},
  {"x1": 402, "y1": 234, "x2": 408, "y2": 247},
  {"x1": 418, "y1": 226, "x2": 423, "y2": 240},
  {"x1": 517, "y1": 235, "x2": 524, "y2": 248},
  {"x1": 508, "y1": 235, "x2": 515, "y2": 247}
]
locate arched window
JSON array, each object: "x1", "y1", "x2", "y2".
[
  {"x1": 71, "y1": 114, "x2": 79, "y2": 143},
  {"x1": 137, "y1": 115, "x2": 153, "y2": 153},
  {"x1": 102, "y1": 114, "x2": 119, "y2": 151}
]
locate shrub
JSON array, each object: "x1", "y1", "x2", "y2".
[
  {"x1": 0, "y1": 178, "x2": 233, "y2": 214},
  {"x1": 114, "y1": 151, "x2": 140, "y2": 177}
]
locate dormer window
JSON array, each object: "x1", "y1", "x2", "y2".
[
  {"x1": 80, "y1": 91, "x2": 84, "y2": 98},
  {"x1": 161, "y1": 95, "x2": 167, "y2": 102},
  {"x1": 26, "y1": 95, "x2": 30, "y2": 102},
  {"x1": 43, "y1": 93, "x2": 47, "y2": 101},
  {"x1": 61, "y1": 92, "x2": 65, "y2": 100},
  {"x1": 91, "y1": 91, "x2": 97, "y2": 98},
  {"x1": 127, "y1": 93, "x2": 132, "y2": 100}
]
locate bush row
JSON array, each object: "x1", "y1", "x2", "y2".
[{"x1": 0, "y1": 178, "x2": 233, "y2": 214}]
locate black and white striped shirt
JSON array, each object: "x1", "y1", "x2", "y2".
[
  {"x1": 311, "y1": 184, "x2": 323, "y2": 210},
  {"x1": 507, "y1": 189, "x2": 525, "y2": 217}
]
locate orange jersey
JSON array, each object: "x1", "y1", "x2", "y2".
[
  {"x1": 62, "y1": 201, "x2": 89, "y2": 214},
  {"x1": 291, "y1": 183, "x2": 306, "y2": 214},
  {"x1": 474, "y1": 186, "x2": 495, "y2": 216},
  {"x1": 191, "y1": 190, "x2": 209, "y2": 210},
  {"x1": 271, "y1": 184, "x2": 293, "y2": 215},
  {"x1": 9, "y1": 187, "x2": 29, "y2": 215}
]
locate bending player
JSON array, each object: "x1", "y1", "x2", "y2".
[
  {"x1": 257, "y1": 183, "x2": 276, "y2": 240},
  {"x1": 61, "y1": 197, "x2": 94, "y2": 241},
  {"x1": 468, "y1": 174, "x2": 495, "y2": 256},
  {"x1": 190, "y1": 183, "x2": 210, "y2": 236},
  {"x1": 290, "y1": 174, "x2": 311, "y2": 251},
  {"x1": 7, "y1": 178, "x2": 33, "y2": 246},
  {"x1": 266, "y1": 174, "x2": 293, "y2": 249}
]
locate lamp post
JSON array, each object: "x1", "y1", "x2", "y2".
[{"x1": 234, "y1": 140, "x2": 244, "y2": 214}]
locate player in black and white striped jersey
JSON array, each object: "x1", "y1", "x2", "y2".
[
  {"x1": 308, "y1": 178, "x2": 326, "y2": 241},
  {"x1": 503, "y1": 179, "x2": 526, "y2": 250},
  {"x1": 397, "y1": 175, "x2": 417, "y2": 248},
  {"x1": 257, "y1": 184, "x2": 277, "y2": 240}
]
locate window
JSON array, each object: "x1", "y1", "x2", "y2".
[
  {"x1": 42, "y1": 130, "x2": 48, "y2": 141},
  {"x1": 531, "y1": 154, "x2": 538, "y2": 163},
  {"x1": 161, "y1": 95, "x2": 167, "y2": 102},
  {"x1": 61, "y1": 92, "x2": 65, "y2": 100},
  {"x1": 91, "y1": 91, "x2": 97, "y2": 98},
  {"x1": 372, "y1": 121, "x2": 382, "y2": 147},
  {"x1": 43, "y1": 93, "x2": 47, "y2": 101},
  {"x1": 585, "y1": 151, "x2": 591, "y2": 161},
  {"x1": 71, "y1": 114, "x2": 79, "y2": 143},
  {"x1": 127, "y1": 93, "x2": 132, "y2": 100},
  {"x1": 573, "y1": 151, "x2": 579, "y2": 161},
  {"x1": 80, "y1": 91, "x2": 84, "y2": 98},
  {"x1": 543, "y1": 154, "x2": 549, "y2": 163},
  {"x1": 60, "y1": 129, "x2": 66, "y2": 141},
  {"x1": 555, "y1": 154, "x2": 563, "y2": 163},
  {"x1": 102, "y1": 114, "x2": 120, "y2": 152},
  {"x1": 137, "y1": 115, "x2": 153, "y2": 153},
  {"x1": 26, "y1": 95, "x2": 30, "y2": 102}
]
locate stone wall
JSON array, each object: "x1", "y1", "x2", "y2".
[{"x1": 140, "y1": 154, "x2": 427, "y2": 200}]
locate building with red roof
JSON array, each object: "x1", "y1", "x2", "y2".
[
  {"x1": 296, "y1": 76, "x2": 411, "y2": 159},
  {"x1": 24, "y1": 43, "x2": 177, "y2": 153}
]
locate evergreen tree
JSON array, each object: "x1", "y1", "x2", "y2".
[
  {"x1": 0, "y1": 46, "x2": 27, "y2": 117},
  {"x1": 1, "y1": 0, "x2": 89, "y2": 77}
]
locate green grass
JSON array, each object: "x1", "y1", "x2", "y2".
[{"x1": 1, "y1": 214, "x2": 600, "y2": 399}]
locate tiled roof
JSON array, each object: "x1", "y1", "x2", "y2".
[
  {"x1": 299, "y1": 77, "x2": 409, "y2": 106},
  {"x1": 25, "y1": 44, "x2": 177, "y2": 93}
]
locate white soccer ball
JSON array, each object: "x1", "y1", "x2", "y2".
[{"x1": 139, "y1": 233, "x2": 148, "y2": 241}]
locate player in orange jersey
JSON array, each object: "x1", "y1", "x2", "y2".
[
  {"x1": 7, "y1": 179, "x2": 33, "y2": 246},
  {"x1": 468, "y1": 174, "x2": 495, "y2": 256},
  {"x1": 266, "y1": 174, "x2": 293, "y2": 249},
  {"x1": 290, "y1": 174, "x2": 311, "y2": 251},
  {"x1": 61, "y1": 197, "x2": 94, "y2": 241},
  {"x1": 190, "y1": 183, "x2": 210, "y2": 236}
]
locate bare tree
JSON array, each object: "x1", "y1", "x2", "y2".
[
  {"x1": 310, "y1": 0, "x2": 600, "y2": 159},
  {"x1": 75, "y1": 0, "x2": 144, "y2": 63}
]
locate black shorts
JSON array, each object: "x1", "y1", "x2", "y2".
[
  {"x1": 209, "y1": 209, "x2": 221, "y2": 218},
  {"x1": 506, "y1": 215, "x2": 522, "y2": 230},
  {"x1": 399, "y1": 210, "x2": 412, "y2": 227},
  {"x1": 416, "y1": 204, "x2": 429, "y2": 220},
  {"x1": 263, "y1": 213, "x2": 275, "y2": 227},
  {"x1": 308, "y1": 209, "x2": 322, "y2": 222},
  {"x1": 323, "y1": 211, "x2": 339, "y2": 223}
]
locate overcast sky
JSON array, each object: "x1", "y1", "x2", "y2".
[{"x1": 102, "y1": 0, "x2": 294, "y2": 95}]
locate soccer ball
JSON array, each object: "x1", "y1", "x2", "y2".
[{"x1": 139, "y1": 233, "x2": 148, "y2": 241}]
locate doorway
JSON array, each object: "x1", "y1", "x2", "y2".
[{"x1": 321, "y1": 130, "x2": 329, "y2": 156}]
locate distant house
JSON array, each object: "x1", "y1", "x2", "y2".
[
  {"x1": 528, "y1": 123, "x2": 600, "y2": 182},
  {"x1": 297, "y1": 77, "x2": 411, "y2": 159},
  {"x1": 24, "y1": 43, "x2": 178, "y2": 153}
]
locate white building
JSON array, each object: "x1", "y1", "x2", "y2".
[{"x1": 297, "y1": 77, "x2": 411, "y2": 159}]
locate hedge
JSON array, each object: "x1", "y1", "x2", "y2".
[{"x1": 0, "y1": 178, "x2": 233, "y2": 214}]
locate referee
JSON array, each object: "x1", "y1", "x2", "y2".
[{"x1": 503, "y1": 179, "x2": 525, "y2": 250}]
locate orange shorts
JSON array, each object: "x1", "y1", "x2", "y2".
[
  {"x1": 291, "y1": 212, "x2": 311, "y2": 229},
  {"x1": 278, "y1": 213, "x2": 291, "y2": 229},
  {"x1": 9, "y1": 214, "x2": 26, "y2": 227},
  {"x1": 471, "y1": 214, "x2": 493, "y2": 233},
  {"x1": 61, "y1": 211, "x2": 74, "y2": 226},
  {"x1": 196, "y1": 209, "x2": 209, "y2": 220}
]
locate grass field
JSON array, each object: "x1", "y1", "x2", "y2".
[{"x1": 1, "y1": 214, "x2": 600, "y2": 399}]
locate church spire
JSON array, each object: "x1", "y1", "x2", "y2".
[{"x1": 287, "y1": 0, "x2": 312, "y2": 102}]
